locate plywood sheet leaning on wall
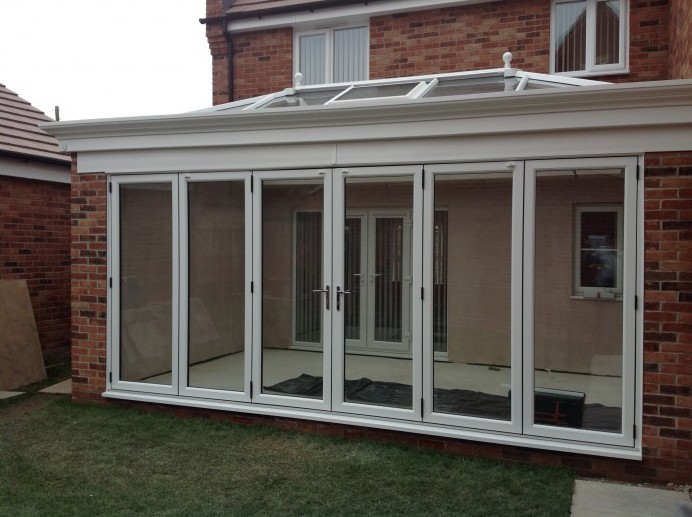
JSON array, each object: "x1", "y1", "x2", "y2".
[{"x1": 0, "y1": 280, "x2": 47, "y2": 390}]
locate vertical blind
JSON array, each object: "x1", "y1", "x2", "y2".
[
  {"x1": 294, "y1": 212, "x2": 322, "y2": 343},
  {"x1": 555, "y1": 1, "x2": 587, "y2": 72},
  {"x1": 299, "y1": 34, "x2": 327, "y2": 85},
  {"x1": 333, "y1": 26, "x2": 368, "y2": 83}
]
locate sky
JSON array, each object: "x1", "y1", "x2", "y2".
[{"x1": 0, "y1": 0, "x2": 211, "y2": 121}]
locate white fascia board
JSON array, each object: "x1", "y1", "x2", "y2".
[
  {"x1": 42, "y1": 81, "x2": 692, "y2": 155},
  {"x1": 227, "y1": 0, "x2": 492, "y2": 33},
  {"x1": 73, "y1": 123, "x2": 690, "y2": 174},
  {"x1": 0, "y1": 155, "x2": 71, "y2": 184}
]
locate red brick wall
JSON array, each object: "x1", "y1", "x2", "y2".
[
  {"x1": 642, "y1": 151, "x2": 692, "y2": 483},
  {"x1": 370, "y1": 0, "x2": 552, "y2": 78},
  {"x1": 208, "y1": 0, "x2": 674, "y2": 102},
  {"x1": 0, "y1": 174, "x2": 70, "y2": 363},
  {"x1": 232, "y1": 28, "x2": 293, "y2": 101},
  {"x1": 670, "y1": 0, "x2": 692, "y2": 79},
  {"x1": 70, "y1": 165, "x2": 108, "y2": 402}
]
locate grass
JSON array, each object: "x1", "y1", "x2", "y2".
[{"x1": 0, "y1": 395, "x2": 575, "y2": 516}]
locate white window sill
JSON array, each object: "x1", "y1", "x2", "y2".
[
  {"x1": 570, "y1": 294, "x2": 623, "y2": 301},
  {"x1": 554, "y1": 69, "x2": 630, "y2": 79}
]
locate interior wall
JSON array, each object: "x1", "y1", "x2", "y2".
[
  {"x1": 188, "y1": 181, "x2": 245, "y2": 363},
  {"x1": 437, "y1": 173, "x2": 624, "y2": 376},
  {"x1": 119, "y1": 184, "x2": 173, "y2": 381}
]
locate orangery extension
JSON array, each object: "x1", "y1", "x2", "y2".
[{"x1": 45, "y1": 61, "x2": 692, "y2": 484}]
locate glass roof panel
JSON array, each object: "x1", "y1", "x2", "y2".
[
  {"x1": 259, "y1": 89, "x2": 343, "y2": 109},
  {"x1": 424, "y1": 76, "x2": 523, "y2": 97},
  {"x1": 334, "y1": 82, "x2": 422, "y2": 101}
]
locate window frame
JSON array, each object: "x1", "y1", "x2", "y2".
[
  {"x1": 294, "y1": 23, "x2": 369, "y2": 85},
  {"x1": 573, "y1": 203, "x2": 624, "y2": 299},
  {"x1": 550, "y1": 0, "x2": 629, "y2": 77}
]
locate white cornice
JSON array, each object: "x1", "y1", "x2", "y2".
[
  {"x1": 42, "y1": 81, "x2": 692, "y2": 154},
  {"x1": 227, "y1": 0, "x2": 492, "y2": 33}
]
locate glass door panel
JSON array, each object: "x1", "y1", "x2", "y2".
[
  {"x1": 534, "y1": 170, "x2": 623, "y2": 432},
  {"x1": 432, "y1": 173, "x2": 513, "y2": 421},
  {"x1": 524, "y1": 158, "x2": 637, "y2": 447},
  {"x1": 333, "y1": 169, "x2": 422, "y2": 418},
  {"x1": 423, "y1": 163, "x2": 523, "y2": 433},
  {"x1": 179, "y1": 174, "x2": 251, "y2": 400},
  {"x1": 254, "y1": 171, "x2": 331, "y2": 410},
  {"x1": 112, "y1": 176, "x2": 178, "y2": 395}
]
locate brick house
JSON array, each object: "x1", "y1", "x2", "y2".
[
  {"x1": 46, "y1": 0, "x2": 691, "y2": 485},
  {"x1": 0, "y1": 83, "x2": 71, "y2": 364}
]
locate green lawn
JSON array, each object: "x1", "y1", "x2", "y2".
[{"x1": 0, "y1": 395, "x2": 575, "y2": 516}]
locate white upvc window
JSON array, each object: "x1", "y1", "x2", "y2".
[
  {"x1": 294, "y1": 25, "x2": 368, "y2": 86},
  {"x1": 551, "y1": 0, "x2": 629, "y2": 76},
  {"x1": 574, "y1": 204, "x2": 624, "y2": 299}
]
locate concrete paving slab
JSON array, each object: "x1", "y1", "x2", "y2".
[
  {"x1": 571, "y1": 479, "x2": 692, "y2": 517},
  {"x1": 0, "y1": 391, "x2": 23, "y2": 400},
  {"x1": 38, "y1": 379, "x2": 71, "y2": 395}
]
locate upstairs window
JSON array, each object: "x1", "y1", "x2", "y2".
[
  {"x1": 551, "y1": 0, "x2": 628, "y2": 76},
  {"x1": 295, "y1": 25, "x2": 368, "y2": 85}
]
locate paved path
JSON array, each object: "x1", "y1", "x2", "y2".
[{"x1": 571, "y1": 479, "x2": 692, "y2": 516}]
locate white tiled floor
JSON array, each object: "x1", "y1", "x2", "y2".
[{"x1": 149, "y1": 348, "x2": 622, "y2": 406}]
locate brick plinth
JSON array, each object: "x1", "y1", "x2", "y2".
[{"x1": 0, "y1": 174, "x2": 70, "y2": 363}]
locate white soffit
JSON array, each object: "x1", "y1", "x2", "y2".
[{"x1": 227, "y1": 0, "x2": 492, "y2": 33}]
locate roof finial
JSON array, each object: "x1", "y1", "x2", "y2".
[
  {"x1": 503, "y1": 51, "x2": 513, "y2": 69},
  {"x1": 294, "y1": 72, "x2": 304, "y2": 88}
]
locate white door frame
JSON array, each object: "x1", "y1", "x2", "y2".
[
  {"x1": 422, "y1": 162, "x2": 524, "y2": 434},
  {"x1": 332, "y1": 165, "x2": 423, "y2": 420},
  {"x1": 522, "y1": 156, "x2": 638, "y2": 447},
  {"x1": 177, "y1": 172, "x2": 253, "y2": 402},
  {"x1": 252, "y1": 169, "x2": 333, "y2": 411},
  {"x1": 109, "y1": 173, "x2": 180, "y2": 395}
]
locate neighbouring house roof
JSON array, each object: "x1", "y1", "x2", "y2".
[{"x1": 0, "y1": 83, "x2": 70, "y2": 165}]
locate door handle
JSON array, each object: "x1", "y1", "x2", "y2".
[
  {"x1": 312, "y1": 286, "x2": 330, "y2": 310},
  {"x1": 336, "y1": 286, "x2": 351, "y2": 311}
]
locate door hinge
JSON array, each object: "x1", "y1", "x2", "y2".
[
  {"x1": 633, "y1": 424, "x2": 637, "y2": 439},
  {"x1": 250, "y1": 381, "x2": 253, "y2": 397},
  {"x1": 108, "y1": 182, "x2": 112, "y2": 193},
  {"x1": 109, "y1": 372, "x2": 112, "y2": 383},
  {"x1": 421, "y1": 173, "x2": 425, "y2": 189},
  {"x1": 421, "y1": 287, "x2": 424, "y2": 300},
  {"x1": 250, "y1": 176, "x2": 254, "y2": 193},
  {"x1": 421, "y1": 397, "x2": 424, "y2": 416},
  {"x1": 109, "y1": 277, "x2": 112, "y2": 288},
  {"x1": 250, "y1": 281, "x2": 254, "y2": 293},
  {"x1": 636, "y1": 165, "x2": 640, "y2": 181},
  {"x1": 634, "y1": 295, "x2": 638, "y2": 310}
]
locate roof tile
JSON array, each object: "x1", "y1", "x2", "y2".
[{"x1": 0, "y1": 83, "x2": 70, "y2": 164}]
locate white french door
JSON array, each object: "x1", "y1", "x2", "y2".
[
  {"x1": 338, "y1": 210, "x2": 413, "y2": 355},
  {"x1": 332, "y1": 166, "x2": 423, "y2": 419}
]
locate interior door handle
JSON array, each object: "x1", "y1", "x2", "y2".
[
  {"x1": 312, "y1": 286, "x2": 330, "y2": 310},
  {"x1": 336, "y1": 286, "x2": 351, "y2": 311}
]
